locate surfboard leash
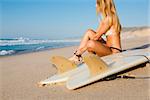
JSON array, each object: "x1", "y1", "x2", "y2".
[
  {"x1": 103, "y1": 74, "x2": 150, "y2": 81},
  {"x1": 116, "y1": 74, "x2": 150, "y2": 80},
  {"x1": 103, "y1": 74, "x2": 136, "y2": 81}
]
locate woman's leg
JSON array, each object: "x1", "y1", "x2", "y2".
[
  {"x1": 69, "y1": 29, "x2": 96, "y2": 63},
  {"x1": 75, "y1": 29, "x2": 96, "y2": 55},
  {"x1": 87, "y1": 40, "x2": 112, "y2": 56}
]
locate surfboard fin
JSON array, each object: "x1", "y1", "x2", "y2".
[
  {"x1": 83, "y1": 54, "x2": 108, "y2": 76},
  {"x1": 50, "y1": 56, "x2": 77, "y2": 74}
]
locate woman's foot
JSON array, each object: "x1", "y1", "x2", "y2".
[{"x1": 69, "y1": 50, "x2": 83, "y2": 65}]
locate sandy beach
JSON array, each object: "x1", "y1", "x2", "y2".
[{"x1": 0, "y1": 27, "x2": 150, "y2": 100}]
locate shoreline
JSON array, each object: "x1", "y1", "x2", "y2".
[{"x1": 0, "y1": 45, "x2": 78, "y2": 58}]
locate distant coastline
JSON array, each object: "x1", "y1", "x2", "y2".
[{"x1": 122, "y1": 26, "x2": 150, "y2": 32}]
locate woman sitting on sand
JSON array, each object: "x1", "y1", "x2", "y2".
[{"x1": 69, "y1": 0, "x2": 122, "y2": 64}]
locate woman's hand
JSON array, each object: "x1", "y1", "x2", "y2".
[{"x1": 92, "y1": 34, "x2": 101, "y2": 41}]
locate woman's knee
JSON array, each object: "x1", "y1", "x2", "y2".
[
  {"x1": 85, "y1": 29, "x2": 95, "y2": 38},
  {"x1": 87, "y1": 40, "x2": 96, "y2": 52}
]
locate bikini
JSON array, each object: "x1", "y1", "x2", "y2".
[{"x1": 101, "y1": 29, "x2": 122, "y2": 52}]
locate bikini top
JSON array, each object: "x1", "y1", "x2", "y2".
[{"x1": 101, "y1": 29, "x2": 113, "y2": 41}]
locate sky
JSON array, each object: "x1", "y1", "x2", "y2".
[{"x1": 0, "y1": 0, "x2": 149, "y2": 39}]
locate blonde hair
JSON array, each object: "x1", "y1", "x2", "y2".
[{"x1": 96, "y1": 0, "x2": 121, "y2": 34}]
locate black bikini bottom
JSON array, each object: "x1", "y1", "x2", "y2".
[
  {"x1": 109, "y1": 47, "x2": 122, "y2": 52},
  {"x1": 92, "y1": 46, "x2": 122, "y2": 55},
  {"x1": 98, "y1": 39, "x2": 122, "y2": 52}
]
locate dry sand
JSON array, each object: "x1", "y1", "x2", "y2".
[{"x1": 0, "y1": 28, "x2": 150, "y2": 100}]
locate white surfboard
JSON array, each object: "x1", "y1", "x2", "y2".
[
  {"x1": 38, "y1": 48, "x2": 150, "y2": 87},
  {"x1": 38, "y1": 64, "x2": 87, "y2": 86},
  {"x1": 66, "y1": 48, "x2": 150, "y2": 90}
]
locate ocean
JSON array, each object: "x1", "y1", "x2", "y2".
[{"x1": 0, "y1": 37, "x2": 80, "y2": 56}]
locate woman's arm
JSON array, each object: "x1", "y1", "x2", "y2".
[{"x1": 93, "y1": 17, "x2": 112, "y2": 40}]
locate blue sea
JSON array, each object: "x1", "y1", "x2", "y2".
[{"x1": 0, "y1": 37, "x2": 80, "y2": 56}]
